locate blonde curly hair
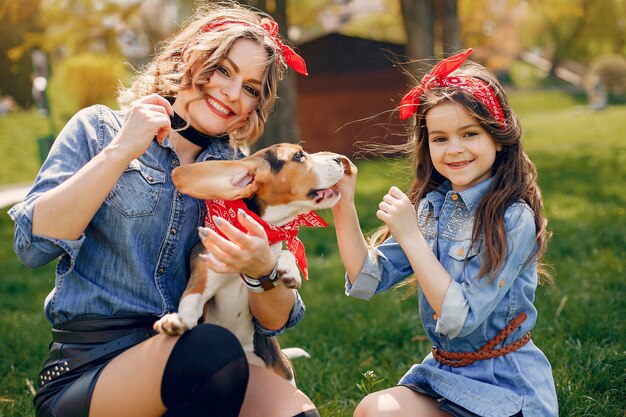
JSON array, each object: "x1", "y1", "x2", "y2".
[{"x1": 118, "y1": 1, "x2": 288, "y2": 149}]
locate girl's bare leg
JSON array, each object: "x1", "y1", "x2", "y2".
[
  {"x1": 353, "y1": 386, "x2": 449, "y2": 417},
  {"x1": 239, "y1": 364, "x2": 317, "y2": 417}
]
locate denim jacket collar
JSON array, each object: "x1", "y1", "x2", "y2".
[{"x1": 426, "y1": 177, "x2": 494, "y2": 216}]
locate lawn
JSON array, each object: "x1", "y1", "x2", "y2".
[{"x1": 1, "y1": 89, "x2": 624, "y2": 416}]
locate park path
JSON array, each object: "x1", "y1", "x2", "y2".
[{"x1": 0, "y1": 183, "x2": 31, "y2": 209}]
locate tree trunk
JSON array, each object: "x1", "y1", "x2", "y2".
[
  {"x1": 439, "y1": 0, "x2": 461, "y2": 55},
  {"x1": 242, "y1": 0, "x2": 300, "y2": 150},
  {"x1": 400, "y1": 0, "x2": 435, "y2": 74},
  {"x1": 547, "y1": 0, "x2": 591, "y2": 79}
]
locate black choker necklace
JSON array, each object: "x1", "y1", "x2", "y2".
[
  {"x1": 165, "y1": 97, "x2": 227, "y2": 148},
  {"x1": 170, "y1": 111, "x2": 226, "y2": 147}
]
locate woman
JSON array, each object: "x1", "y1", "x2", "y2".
[{"x1": 9, "y1": 2, "x2": 317, "y2": 416}]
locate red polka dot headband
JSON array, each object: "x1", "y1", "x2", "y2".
[{"x1": 399, "y1": 48, "x2": 504, "y2": 125}]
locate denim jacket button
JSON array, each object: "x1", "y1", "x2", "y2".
[{"x1": 451, "y1": 193, "x2": 459, "y2": 201}]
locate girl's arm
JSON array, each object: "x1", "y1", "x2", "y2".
[
  {"x1": 377, "y1": 186, "x2": 452, "y2": 315},
  {"x1": 32, "y1": 94, "x2": 172, "y2": 240},
  {"x1": 331, "y1": 161, "x2": 369, "y2": 284}
]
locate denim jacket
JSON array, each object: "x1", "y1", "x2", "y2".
[
  {"x1": 8, "y1": 105, "x2": 304, "y2": 336},
  {"x1": 347, "y1": 178, "x2": 558, "y2": 417}
]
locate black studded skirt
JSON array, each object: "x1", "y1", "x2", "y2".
[{"x1": 34, "y1": 316, "x2": 157, "y2": 417}]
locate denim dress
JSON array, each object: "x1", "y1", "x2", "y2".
[
  {"x1": 8, "y1": 104, "x2": 304, "y2": 336},
  {"x1": 347, "y1": 179, "x2": 558, "y2": 417}
]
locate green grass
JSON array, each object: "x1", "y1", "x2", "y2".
[{"x1": 1, "y1": 89, "x2": 625, "y2": 416}]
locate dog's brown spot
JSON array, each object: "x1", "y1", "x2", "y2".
[{"x1": 181, "y1": 242, "x2": 208, "y2": 297}]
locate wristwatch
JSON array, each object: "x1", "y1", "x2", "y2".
[{"x1": 240, "y1": 262, "x2": 280, "y2": 293}]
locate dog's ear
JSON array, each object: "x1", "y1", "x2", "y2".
[
  {"x1": 172, "y1": 157, "x2": 270, "y2": 200},
  {"x1": 339, "y1": 155, "x2": 353, "y2": 175}
]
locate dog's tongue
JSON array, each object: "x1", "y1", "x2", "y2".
[{"x1": 317, "y1": 189, "x2": 336, "y2": 198}]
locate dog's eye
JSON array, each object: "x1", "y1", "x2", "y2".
[{"x1": 292, "y1": 151, "x2": 306, "y2": 162}]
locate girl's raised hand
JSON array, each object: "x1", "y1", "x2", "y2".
[
  {"x1": 112, "y1": 94, "x2": 173, "y2": 161},
  {"x1": 333, "y1": 159, "x2": 358, "y2": 211},
  {"x1": 376, "y1": 186, "x2": 419, "y2": 244}
]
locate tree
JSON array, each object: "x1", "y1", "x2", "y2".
[
  {"x1": 400, "y1": 0, "x2": 435, "y2": 73},
  {"x1": 437, "y1": 0, "x2": 461, "y2": 55},
  {"x1": 0, "y1": 0, "x2": 43, "y2": 105},
  {"x1": 241, "y1": 0, "x2": 301, "y2": 149},
  {"x1": 400, "y1": 0, "x2": 462, "y2": 74},
  {"x1": 521, "y1": 0, "x2": 626, "y2": 73}
]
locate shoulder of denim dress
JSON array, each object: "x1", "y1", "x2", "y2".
[
  {"x1": 93, "y1": 104, "x2": 125, "y2": 132},
  {"x1": 504, "y1": 201, "x2": 535, "y2": 233},
  {"x1": 64, "y1": 105, "x2": 124, "y2": 154},
  {"x1": 70, "y1": 104, "x2": 117, "y2": 128}
]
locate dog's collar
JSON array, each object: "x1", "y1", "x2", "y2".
[
  {"x1": 165, "y1": 97, "x2": 228, "y2": 148},
  {"x1": 204, "y1": 199, "x2": 327, "y2": 280}
]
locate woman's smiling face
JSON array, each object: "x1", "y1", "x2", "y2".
[{"x1": 176, "y1": 38, "x2": 267, "y2": 136}]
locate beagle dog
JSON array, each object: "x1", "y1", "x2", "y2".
[{"x1": 154, "y1": 143, "x2": 351, "y2": 384}]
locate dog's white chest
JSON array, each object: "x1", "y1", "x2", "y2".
[{"x1": 202, "y1": 273, "x2": 255, "y2": 348}]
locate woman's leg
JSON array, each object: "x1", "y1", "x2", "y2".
[
  {"x1": 353, "y1": 386, "x2": 450, "y2": 417},
  {"x1": 89, "y1": 324, "x2": 248, "y2": 417},
  {"x1": 239, "y1": 364, "x2": 318, "y2": 417}
]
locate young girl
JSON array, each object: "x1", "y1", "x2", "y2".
[
  {"x1": 332, "y1": 49, "x2": 558, "y2": 417},
  {"x1": 9, "y1": 2, "x2": 317, "y2": 416}
]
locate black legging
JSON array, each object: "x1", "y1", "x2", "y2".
[
  {"x1": 161, "y1": 324, "x2": 249, "y2": 416},
  {"x1": 161, "y1": 323, "x2": 321, "y2": 417}
]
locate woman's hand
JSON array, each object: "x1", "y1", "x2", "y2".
[
  {"x1": 111, "y1": 94, "x2": 173, "y2": 161},
  {"x1": 376, "y1": 186, "x2": 419, "y2": 245},
  {"x1": 199, "y1": 209, "x2": 295, "y2": 330},
  {"x1": 199, "y1": 209, "x2": 276, "y2": 278}
]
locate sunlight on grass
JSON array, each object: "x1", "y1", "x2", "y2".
[{"x1": 1, "y1": 89, "x2": 625, "y2": 417}]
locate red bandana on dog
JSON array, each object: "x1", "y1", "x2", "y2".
[
  {"x1": 204, "y1": 199, "x2": 327, "y2": 279},
  {"x1": 399, "y1": 48, "x2": 505, "y2": 125}
]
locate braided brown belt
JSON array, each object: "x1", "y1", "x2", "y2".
[{"x1": 432, "y1": 312, "x2": 531, "y2": 368}]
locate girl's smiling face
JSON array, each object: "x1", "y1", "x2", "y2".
[
  {"x1": 175, "y1": 38, "x2": 267, "y2": 136},
  {"x1": 426, "y1": 101, "x2": 502, "y2": 192}
]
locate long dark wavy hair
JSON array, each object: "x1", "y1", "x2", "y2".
[{"x1": 370, "y1": 59, "x2": 553, "y2": 287}]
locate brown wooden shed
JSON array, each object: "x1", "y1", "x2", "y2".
[{"x1": 294, "y1": 33, "x2": 410, "y2": 157}]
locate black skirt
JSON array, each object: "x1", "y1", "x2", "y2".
[{"x1": 34, "y1": 316, "x2": 158, "y2": 417}]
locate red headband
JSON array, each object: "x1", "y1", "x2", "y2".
[
  {"x1": 202, "y1": 18, "x2": 308, "y2": 76},
  {"x1": 399, "y1": 48, "x2": 504, "y2": 125}
]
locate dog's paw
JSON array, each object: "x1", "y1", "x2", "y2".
[
  {"x1": 276, "y1": 251, "x2": 301, "y2": 289},
  {"x1": 153, "y1": 313, "x2": 194, "y2": 336}
]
